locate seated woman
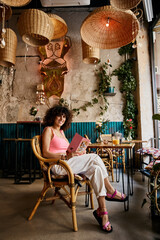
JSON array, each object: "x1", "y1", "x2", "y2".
[{"x1": 42, "y1": 105, "x2": 128, "y2": 233}]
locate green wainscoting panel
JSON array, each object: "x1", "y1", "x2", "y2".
[{"x1": 0, "y1": 122, "x2": 124, "y2": 178}]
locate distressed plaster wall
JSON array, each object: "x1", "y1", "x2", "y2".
[
  {"x1": 0, "y1": 8, "x2": 154, "y2": 141},
  {"x1": 136, "y1": 25, "x2": 154, "y2": 141}
]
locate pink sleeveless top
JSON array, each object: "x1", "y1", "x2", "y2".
[{"x1": 49, "y1": 128, "x2": 69, "y2": 153}]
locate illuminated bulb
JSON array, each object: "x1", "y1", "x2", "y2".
[
  {"x1": 2, "y1": 28, "x2": 6, "y2": 34},
  {"x1": 106, "y1": 18, "x2": 109, "y2": 27},
  {"x1": 0, "y1": 38, "x2": 5, "y2": 48}
]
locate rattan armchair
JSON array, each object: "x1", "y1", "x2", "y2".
[{"x1": 28, "y1": 135, "x2": 94, "y2": 231}]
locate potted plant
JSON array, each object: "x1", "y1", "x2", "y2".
[{"x1": 95, "y1": 60, "x2": 115, "y2": 94}]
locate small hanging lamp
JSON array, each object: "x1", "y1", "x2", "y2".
[
  {"x1": 0, "y1": 0, "x2": 32, "y2": 7},
  {"x1": 47, "y1": 13, "x2": 68, "y2": 40},
  {"x1": 110, "y1": 0, "x2": 142, "y2": 10},
  {"x1": 18, "y1": 9, "x2": 54, "y2": 47},
  {"x1": 81, "y1": 40, "x2": 100, "y2": 64},
  {"x1": 80, "y1": 5, "x2": 139, "y2": 49},
  {"x1": 0, "y1": 28, "x2": 17, "y2": 67}
]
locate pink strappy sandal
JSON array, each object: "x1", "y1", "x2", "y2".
[
  {"x1": 93, "y1": 209, "x2": 113, "y2": 233},
  {"x1": 105, "y1": 189, "x2": 128, "y2": 202}
]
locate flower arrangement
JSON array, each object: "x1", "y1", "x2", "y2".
[
  {"x1": 95, "y1": 118, "x2": 109, "y2": 135},
  {"x1": 29, "y1": 106, "x2": 38, "y2": 116},
  {"x1": 125, "y1": 119, "x2": 133, "y2": 130},
  {"x1": 124, "y1": 118, "x2": 134, "y2": 140}
]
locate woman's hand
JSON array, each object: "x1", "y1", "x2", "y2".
[{"x1": 66, "y1": 151, "x2": 80, "y2": 160}]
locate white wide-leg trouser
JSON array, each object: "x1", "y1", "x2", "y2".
[{"x1": 51, "y1": 153, "x2": 108, "y2": 198}]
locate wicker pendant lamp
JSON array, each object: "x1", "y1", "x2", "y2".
[
  {"x1": 0, "y1": 28, "x2": 17, "y2": 67},
  {"x1": 110, "y1": 0, "x2": 142, "y2": 10},
  {"x1": 81, "y1": 40, "x2": 100, "y2": 64},
  {"x1": 47, "y1": 13, "x2": 68, "y2": 40},
  {"x1": 0, "y1": 0, "x2": 32, "y2": 7},
  {"x1": 18, "y1": 9, "x2": 54, "y2": 47},
  {"x1": 0, "y1": 4, "x2": 12, "y2": 22},
  {"x1": 80, "y1": 5, "x2": 139, "y2": 49}
]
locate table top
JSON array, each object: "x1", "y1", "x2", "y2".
[
  {"x1": 3, "y1": 138, "x2": 32, "y2": 142},
  {"x1": 122, "y1": 140, "x2": 148, "y2": 144},
  {"x1": 88, "y1": 142, "x2": 135, "y2": 149}
]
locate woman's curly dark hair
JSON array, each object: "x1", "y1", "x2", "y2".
[{"x1": 43, "y1": 105, "x2": 73, "y2": 131}]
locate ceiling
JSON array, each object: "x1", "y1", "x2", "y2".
[{"x1": 14, "y1": 0, "x2": 160, "y2": 23}]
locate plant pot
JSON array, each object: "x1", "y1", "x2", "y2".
[{"x1": 106, "y1": 87, "x2": 115, "y2": 93}]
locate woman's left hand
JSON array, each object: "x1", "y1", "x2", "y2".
[{"x1": 66, "y1": 151, "x2": 81, "y2": 160}]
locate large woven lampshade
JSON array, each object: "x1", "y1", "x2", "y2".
[
  {"x1": 18, "y1": 9, "x2": 54, "y2": 47},
  {"x1": 48, "y1": 13, "x2": 68, "y2": 40},
  {"x1": 110, "y1": 0, "x2": 142, "y2": 10},
  {"x1": 81, "y1": 40, "x2": 100, "y2": 64},
  {"x1": 0, "y1": 28, "x2": 17, "y2": 67},
  {"x1": 0, "y1": 4, "x2": 12, "y2": 22},
  {"x1": 81, "y1": 6, "x2": 139, "y2": 49},
  {"x1": 0, "y1": 0, "x2": 32, "y2": 7}
]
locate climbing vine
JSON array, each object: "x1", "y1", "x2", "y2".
[
  {"x1": 112, "y1": 43, "x2": 138, "y2": 138},
  {"x1": 72, "y1": 61, "x2": 112, "y2": 116}
]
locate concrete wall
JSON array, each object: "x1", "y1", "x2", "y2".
[{"x1": 0, "y1": 8, "x2": 154, "y2": 140}]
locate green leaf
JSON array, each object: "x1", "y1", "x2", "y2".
[{"x1": 152, "y1": 114, "x2": 160, "y2": 121}]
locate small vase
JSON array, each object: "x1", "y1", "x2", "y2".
[
  {"x1": 96, "y1": 133, "x2": 103, "y2": 143},
  {"x1": 127, "y1": 131, "x2": 132, "y2": 141}
]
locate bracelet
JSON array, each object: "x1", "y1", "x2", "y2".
[{"x1": 61, "y1": 154, "x2": 67, "y2": 160}]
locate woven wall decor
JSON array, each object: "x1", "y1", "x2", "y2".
[
  {"x1": 18, "y1": 9, "x2": 54, "y2": 47},
  {"x1": 0, "y1": 28, "x2": 17, "y2": 67},
  {"x1": 48, "y1": 13, "x2": 68, "y2": 40},
  {"x1": 81, "y1": 40, "x2": 100, "y2": 64},
  {"x1": 0, "y1": 4, "x2": 12, "y2": 22},
  {"x1": 0, "y1": 0, "x2": 32, "y2": 7},
  {"x1": 80, "y1": 6, "x2": 139, "y2": 49},
  {"x1": 110, "y1": 0, "x2": 142, "y2": 10}
]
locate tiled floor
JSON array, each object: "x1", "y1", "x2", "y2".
[{"x1": 0, "y1": 171, "x2": 160, "y2": 240}]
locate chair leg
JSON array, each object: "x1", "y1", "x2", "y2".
[
  {"x1": 70, "y1": 184, "x2": 78, "y2": 231},
  {"x1": 71, "y1": 205, "x2": 78, "y2": 231},
  {"x1": 122, "y1": 149, "x2": 126, "y2": 172},
  {"x1": 28, "y1": 183, "x2": 49, "y2": 221}
]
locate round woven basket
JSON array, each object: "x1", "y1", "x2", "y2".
[
  {"x1": 0, "y1": 0, "x2": 32, "y2": 7},
  {"x1": 48, "y1": 13, "x2": 68, "y2": 40},
  {"x1": 0, "y1": 4, "x2": 12, "y2": 22},
  {"x1": 18, "y1": 9, "x2": 54, "y2": 47},
  {"x1": 0, "y1": 28, "x2": 17, "y2": 67},
  {"x1": 82, "y1": 40, "x2": 100, "y2": 64},
  {"x1": 80, "y1": 6, "x2": 139, "y2": 49},
  {"x1": 110, "y1": 0, "x2": 142, "y2": 10}
]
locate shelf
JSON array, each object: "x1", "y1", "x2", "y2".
[{"x1": 104, "y1": 92, "x2": 116, "y2": 96}]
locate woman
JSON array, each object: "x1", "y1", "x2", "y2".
[{"x1": 42, "y1": 105, "x2": 128, "y2": 233}]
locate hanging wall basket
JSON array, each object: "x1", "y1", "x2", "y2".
[
  {"x1": 80, "y1": 6, "x2": 139, "y2": 49},
  {"x1": 0, "y1": 28, "x2": 17, "y2": 67},
  {"x1": 0, "y1": 0, "x2": 32, "y2": 7},
  {"x1": 0, "y1": 4, "x2": 12, "y2": 22},
  {"x1": 81, "y1": 40, "x2": 100, "y2": 64},
  {"x1": 47, "y1": 13, "x2": 68, "y2": 40},
  {"x1": 18, "y1": 9, "x2": 54, "y2": 47},
  {"x1": 110, "y1": 0, "x2": 142, "y2": 10}
]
